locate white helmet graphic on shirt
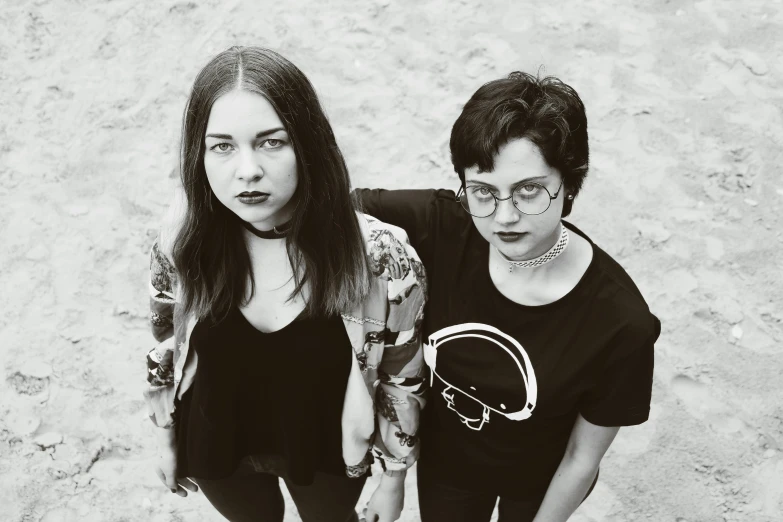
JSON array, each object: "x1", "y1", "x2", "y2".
[{"x1": 423, "y1": 323, "x2": 537, "y2": 431}]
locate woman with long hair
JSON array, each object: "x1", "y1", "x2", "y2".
[
  {"x1": 355, "y1": 72, "x2": 660, "y2": 521},
  {"x1": 143, "y1": 46, "x2": 427, "y2": 522}
]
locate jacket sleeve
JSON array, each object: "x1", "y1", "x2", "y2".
[
  {"x1": 143, "y1": 239, "x2": 179, "y2": 428},
  {"x1": 366, "y1": 217, "x2": 428, "y2": 472}
]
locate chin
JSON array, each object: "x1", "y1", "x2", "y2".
[
  {"x1": 493, "y1": 242, "x2": 532, "y2": 261},
  {"x1": 231, "y1": 205, "x2": 277, "y2": 225}
]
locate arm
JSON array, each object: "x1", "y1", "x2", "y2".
[
  {"x1": 144, "y1": 240, "x2": 178, "y2": 428},
  {"x1": 365, "y1": 221, "x2": 428, "y2": 521},
  {"x1": 532, "y1": 414, "x2": 619, "y2": 522},
  {"x1": 352, "y1": 188, "x2": 437, "y2": 257},
  {"x1": 535, "y1": 318, "x2": 658, "y2": 520},
  {"x1": 144, "y1": 188, "x2": 188, "y2": 428},
  {"x1": 146, "y1": 235, "x2": 198, "y2": 496}
]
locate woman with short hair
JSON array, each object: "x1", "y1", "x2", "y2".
[{"x1": 355, "y1": 72, "x2": 660, "y2": 522}]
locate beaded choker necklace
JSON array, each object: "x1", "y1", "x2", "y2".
[
  {"x1": 495, "y1": 224, "x2": 569, "y2": 273},
  {"x1": 241, "y1": 219, "x2": 292, "y2": 239}
]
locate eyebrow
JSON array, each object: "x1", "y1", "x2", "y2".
[
  {"x1": 465, "y1": 175, "x2": 551, "y2": 188},
  {"x1": 205, "y1": 128, "x2": 286, "y2": 140}
]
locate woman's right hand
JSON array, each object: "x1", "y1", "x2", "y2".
[{"x1": 153, "y1": 428, "x2": 198, "y2": 497}]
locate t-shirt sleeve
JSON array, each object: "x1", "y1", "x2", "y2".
[
  {"x1": 352, "y1": 189, "x2": 437, "y2": 260},
  {"x1": 579, "y1": 316, "x2": 660, "y2": 427}
]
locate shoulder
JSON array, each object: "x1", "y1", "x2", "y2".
[
  {"x1": 568, "y1": 223, "x2": 660, "y2": 345},
  {"x1": 357, "y1": 213, "x2": 427, "y2": 291},
  {"x1": 594, "y1": 250, "x2": 661, "y2": 348}
]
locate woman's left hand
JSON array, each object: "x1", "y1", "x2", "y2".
[{"x1": 363, "y1": 480, "x2": 404, "y2": 522}]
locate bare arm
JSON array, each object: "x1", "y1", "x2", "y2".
[{"x1": 532, "y1": 414, "x2": 620, "y2": 522}]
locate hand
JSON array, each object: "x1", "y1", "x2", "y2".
[
  {"x1": 363, "y1": 480, "x2": 404, "y2": 522},
  {"x1": 153, "y1": 431, "x2": 198, "y2": 498}
]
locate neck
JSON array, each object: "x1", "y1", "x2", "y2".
[
  {"x1": 492, "y1": 223, "x2": 569, "y2": 275},
  {"x1": 242, "y1": 219, "x2": 292, "y2": 240},
  {"x1": 491, "y1": 246, "x2": 556, "y2": 279}
]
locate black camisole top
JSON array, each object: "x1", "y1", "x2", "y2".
[{"x1": 175, "y1": 307, "x2": 353, "y2": 485}]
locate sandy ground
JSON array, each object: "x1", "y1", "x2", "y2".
[{"x1": 1, "y1": 0, "x2": 782, "y2": 520}]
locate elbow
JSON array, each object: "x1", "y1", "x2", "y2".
[{"x1": 563, "y1": 445, "x2": 602, "y2": 476}]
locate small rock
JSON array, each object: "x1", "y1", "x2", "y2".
[
  {"x1": 7, "y1": 413, "x2": 41, "y2": 435},
  {"x1": 26, "y1": 245, "x2": 49, "y2": 261},
  {"x1": 633, "y1": 218, "x2": 671, "y2": 243},
  {"x1": 47, "y1": 466, "x2": 69, "y2": 480},
  {"x1": 20, "y1": 360, "x2": 53, "y2": 379},
  {"x1": 65, "y1": 205, "x2": 89, "y2": 217},
  {"x1": 52, "y1": 440, "x2": 81, "y2": 461},
  {"x1": 8, "y1": 371, "x2": 48, "y2": 395},
  {"x1": 34, "y1": 432, "x2": 63, "y2": 448},
  {"x1": 704, "y1": 237, "x2": 724, "y2": 261},
  {"x1": 731, "y1": 325, "x2": 743, "y2": 339},
  {"x1": 710, "y1": 297, "x2": 744, "y2": 324},
  {"x1": 18, "y1": 442, "x2": 40, "y2": 457},
  {"x1": 763, "y1": 449, "x2": 776, "y2": 458},
  {"x1": 744, "y1": 199, "x2": 758, "y2": 207},
  {"x1": 740, "y1": 53, "x2": 769, "y2": 76},
  {"x1": 74, "y1": 473, "x2": 92, "y2": 487}
]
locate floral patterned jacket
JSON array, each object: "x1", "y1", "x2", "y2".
[{"x1": 143, "y1": 213, "x2": 427, "y2": 476}]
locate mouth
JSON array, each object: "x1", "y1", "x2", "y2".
[
  {"x1": 237, "y1": 191, "x2": 270, "y2": 204},
  {"x1": 496, "y1": 232, "x2": 526, "y2": 243}
]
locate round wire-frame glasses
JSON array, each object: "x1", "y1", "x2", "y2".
[{"x1": 456, "y1": 180, "x2": 564, "y2": 217}]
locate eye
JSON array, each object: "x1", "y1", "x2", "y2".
[
  {"x1": 516, "y1": 183, "x2": 542, "y2": 195},
  {"x1": 210, "y1": 143, "x2": 233, "y2": 153},
  {"x1": 261, "y1": 138, "x2": 284, "y2": 149},
  {"x1": 470, "y1": 187, "x2": 492, "y2": 196}
]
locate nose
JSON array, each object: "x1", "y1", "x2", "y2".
[
  {"x1": 235, "y1": 149, "x2": 263, "y2": 181},
  {"x1": 493, "y1": 196, "x2": 520, "y2": 226}
]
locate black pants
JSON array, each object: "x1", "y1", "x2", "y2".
[
  {"x1": 417, "y1": 465, "x2": 598, "y2": 522},
  {"x1": 194, "y1": 457, "x2": 367, "y2": 522}
]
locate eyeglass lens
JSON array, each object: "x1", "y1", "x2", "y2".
[{"x1": 459, "y1": 183, "x2": 554, "y2": 217}]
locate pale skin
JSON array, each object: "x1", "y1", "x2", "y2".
[
  {"x1": 154, "y1": 89, "x2": 404, "y2": 520},
  {"x1": 466, "y1": 137, "x2": 621, "y2": 520}
]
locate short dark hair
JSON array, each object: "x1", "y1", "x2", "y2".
[
  {"x1": 173, "y1": 46, "x2": 369, "y2": 322},
  {"x1": 450, "y1": 71, "x2": 589, "y2": 217}
]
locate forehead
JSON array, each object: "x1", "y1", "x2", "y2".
[
  {"x1": 464, "y1": 138, "x2": 555, "y2": 184},
  {"x1": 206, "y1": 89, "x2": 283, "y2": 133}
]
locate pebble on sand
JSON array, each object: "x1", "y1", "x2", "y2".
[
  {"x1": 65, "y1": 205, "x2": 90, "y2": 217},
  {"x1": 704, "y1": 237, "x2": 724, "y2": 261},
  {"x1": 34, "y1": 432, "x2": 63, "y2": 448},
  {"x1": 20, "y1": 360, "x2": 53, "y2": 379},
  {"x1": 25, "y1": 245, "x2": 49, "y2": 261},
  {"x1": 7, "y1": 413, "x2": 41, "y2": 436},
  {"x1": 633, "y1": 218, "x2": 672, "y2": 243},
  {"x1": 731, "y1": 325, "x2": 743, "y2": 339}
]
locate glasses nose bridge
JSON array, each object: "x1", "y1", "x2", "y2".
[{"x1": 493, "y1": 192, "x2": 521, "y2": 221}]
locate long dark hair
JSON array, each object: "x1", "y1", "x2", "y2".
[{"x1": 173, "y1": 46, "x2": 369, "y2": 322}]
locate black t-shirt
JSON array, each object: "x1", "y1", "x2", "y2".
[{"x1": 355, "y1": 188, "x2": 660, "y2": 501}]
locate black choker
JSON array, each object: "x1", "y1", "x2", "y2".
[{"x1": 241, "y1": 219, "x2": 292, "y2": 239}]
